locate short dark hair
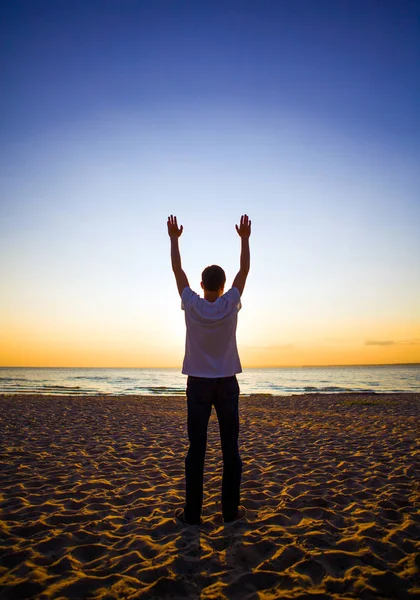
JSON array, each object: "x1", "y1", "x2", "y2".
[{"x1": 201, "y1": 265, "x2": 226, "y2": 292}]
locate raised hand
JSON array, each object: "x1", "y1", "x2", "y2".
[
  {"x1": 167, "y1": 215, "x2": 184, "y2": 238},
  {"x1": 235, "y1": 214, "x2": 251, "y2": 239}
]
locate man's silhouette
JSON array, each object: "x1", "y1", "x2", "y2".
[{"x1": 167, "y1": 214, "x2": 251, "y2": 525}]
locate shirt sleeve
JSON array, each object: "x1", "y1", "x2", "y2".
[
  {"x1": 225, "y1": 287, "x2": 242, "y2": 312},
  {"x1": 181, "y1": 287, "x2": 196, "y2": 311}
]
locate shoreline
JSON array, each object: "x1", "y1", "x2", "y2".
[
  {"x1": 1, "y1": 390, "x2": 420, "y2": 397},
  {"x1": 1, "y1": 393, "x2": 419, "y2": 598}
]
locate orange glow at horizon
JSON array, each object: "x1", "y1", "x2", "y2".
[{"x1": 2, "y1": 322, "x2": 419, "y2": 368}]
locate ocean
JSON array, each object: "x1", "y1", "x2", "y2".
[{"x1": 0, "y1": 365, "x2": 419, "y2": 395}]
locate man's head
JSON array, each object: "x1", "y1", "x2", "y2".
[{"x1": 201, "y1": 265, "x2": 226, "y2": 297}]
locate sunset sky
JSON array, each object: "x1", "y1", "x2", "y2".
[{"x1": 1, "y1": 0, "x2": 419, "y2": 368}]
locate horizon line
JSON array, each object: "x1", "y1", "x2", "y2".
[{"x1": 1, "y1": 362, "x2": 419, "y2": 369}]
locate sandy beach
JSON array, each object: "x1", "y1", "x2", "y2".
[{"x1": 0, "y1": 392, "x2": 419, "y2": 599}]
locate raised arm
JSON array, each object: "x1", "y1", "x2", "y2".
[
  {"x1": 232, "y1": 214, "x2": 251, "y2": 296},
  {"x1": 167, "y1": 215, "x2": 189, "y2": 297}
]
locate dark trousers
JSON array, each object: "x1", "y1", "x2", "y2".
[{"x1": 184, "y1": 375, "x2": 242, "y2": 524}]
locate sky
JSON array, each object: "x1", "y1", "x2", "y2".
[{"x1": 1, "y1": 0, "x2": 419, "y2": 368}]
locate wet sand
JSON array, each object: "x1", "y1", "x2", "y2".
[{"x1": 0, "y1": 392, "x2": 419, "y2": 599}]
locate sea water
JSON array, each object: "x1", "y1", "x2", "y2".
[{"x1": 0, "y1": 365, "x2": 419, "y2": 395}]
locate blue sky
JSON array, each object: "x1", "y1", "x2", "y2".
[
  {"x1": 1, "y1": 0, "x2": 419, "y2": 366},
  {"x1": 2, "y1": 1, "x2": 419, "y2": 145}
]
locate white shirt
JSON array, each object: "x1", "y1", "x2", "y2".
[{"x1": 181, "y1": 286, "x2": 242, "y2": 378}]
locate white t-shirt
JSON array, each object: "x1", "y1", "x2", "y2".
[{"x1": 181, "y1": 286, "x2": 242, "y2": 378}]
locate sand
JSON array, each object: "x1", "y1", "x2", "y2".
[{"x1": 0, "y1": 392, "x2": 419, "y2": 600}]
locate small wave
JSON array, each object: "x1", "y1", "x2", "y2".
[
  {"x1": 310, "y1": 386, "x2": 355, "y2": 392},
  {"x1": 266, "y1": 385, "x2": 377, "y2": 394},
  {"x1": 71, "y1": 376, "x2": 110, "y2": 381},
  {"x1": 41, "y1": 384, "x2": 82, "y2": 390},
  {"x1": 150, "y1": 386, "x2": 183, "y2": 390},
  {"x1": 1, "y1": 387, "x2": 94, "y2": 395},
  {"x1": 141, "y1": 386, "x2": 185, "y2": 394},
  {"x1": 92, "y1": 385, "x2": 185, "y2": 395}
]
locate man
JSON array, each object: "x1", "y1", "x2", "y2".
[{"x1": 167, "y1": 214, "x2": 251, "y2": 526}]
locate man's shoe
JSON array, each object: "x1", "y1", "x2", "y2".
[
  {"x1": 224, "y1": 505, "x2": 247, "y2": 525},
  {"x1": 175, "y1": 508, "x2": 201, "y2": 526}
]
